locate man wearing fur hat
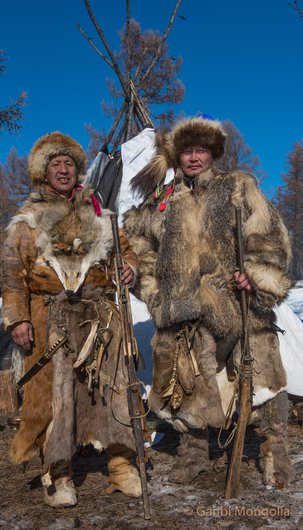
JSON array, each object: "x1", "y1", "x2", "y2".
[
  {"x1": 123, "y1": 117, "x2": 294, "y2": 488},
  {"x1": 2, "y1": 132, "x2": 143, "y2": 507}
]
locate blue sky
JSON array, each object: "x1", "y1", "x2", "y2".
[{"x1": 1, "y1": 0, "x2": 303, "y2": 196}]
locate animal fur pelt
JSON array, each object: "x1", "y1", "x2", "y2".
[
  {"x1": 43, "y1": 286, "x2": 135, "y2": 473},
  {"x1": 124, "y1": 165, "x2": 292, "y2": 426},
  {"x1": 7, "y1": 187, "x2": 113, "y2": 294},
  {"x1": 125, "y1": 167, "x2": 292, "y2": 336},
  {"x1": 3, "y1": 186, "x2": 138, "y2": 464},
  {"x1": 148, "y1": 323, "x2": 287, "y2": 432},
  {"x1": 148, "y1": 324, "x2": 226, "y2": 431}
]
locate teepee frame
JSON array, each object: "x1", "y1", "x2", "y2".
[{"x1": 78, "y1": 0, "x2": 182, "y2": 153}]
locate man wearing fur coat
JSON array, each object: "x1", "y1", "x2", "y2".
[
  {"x1": 123, "y1": 116, "x2": 295, "y2": 488},
  {"x1": 2, "y1": 132, "x2": 143, "y2": 507}
]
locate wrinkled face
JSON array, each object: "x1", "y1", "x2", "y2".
[
  {"x1": 179, "y1": 145, "x2": 213, "y2": 178},
  {"x1": 46, "y1": 155, "x2": 77, "y2": 197}
]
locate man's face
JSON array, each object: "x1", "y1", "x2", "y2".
[
  {"x1": 46, "y1": 155, "x2": 77, "y2": 197},
  {"x1": 179, "y1": 145, "x2": 213, "y2": 178}
]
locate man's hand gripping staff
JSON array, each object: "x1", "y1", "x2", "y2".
[
  {"x1": 225, "y1": 207, "x2": 253, "y2": 498},
  {"x1": 110, "y1": 214, "x2": 151, "y2": 520}
]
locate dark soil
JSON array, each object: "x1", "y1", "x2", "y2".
[{"x1": 1, "y1": 413, "x2": 303, "y2": 530}]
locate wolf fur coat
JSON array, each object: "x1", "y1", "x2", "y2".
[
  {"x1": 123, "y1": 165, "x2": 293, "y2": 433},
  {"x1": 2, "y1": 187, "x2": 138, "y2": 472}
]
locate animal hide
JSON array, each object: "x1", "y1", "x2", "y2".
[
  {"x1": 149, "y1": 324, "x2": 226, "y2": 431},
  {"x1": 43, "y1": 286, "x2": 135, "y2": 472},
  {"x1": 8, "y1": 187, "x2": 113, "y2": 294},
  {"x1": 3, "y1": 187, "x2": 138, "y2": 464},
  {"x1": 124, "y1": 167, "x2": 292, "y2": 336},
  {"x1": 124, "y1": 166, "x2": 291, "y2": 427}
]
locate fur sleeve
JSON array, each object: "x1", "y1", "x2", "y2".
[
  {"x1": 232, "y1": 173, "x2": 293, "y2": 305},
  {"x1": 2, "y1": 222, "x2": 34, "y2": 329},
  {"x1": 118, "y1": 228, "x2": 139, "y2": 276},
  {"x1": 123, "y1": 206, "x2": 160, "y2": 309}
]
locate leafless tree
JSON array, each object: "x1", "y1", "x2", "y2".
[
  {"x1": 2, "y1": 148, "x2": 31, "y2": 206},
  {"x1": 0, "y1": 150, "x2": 32, "y2": 288},
  {"x1": 0, "y1": 50, "x2": 26, "y2": 134},
  {"x1": 273, "y1": 139, "x2": 303, "y2": 279},
  {"x1": 0, "y1": 164, "x2": 11, "y2": 288},
  {"x1": 292, "y1": 1, "x2": 303, "y2": 17}
]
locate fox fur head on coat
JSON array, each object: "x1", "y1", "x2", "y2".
[{"x1": 8, "y1": 187, "x2": 113, "y2": 294}]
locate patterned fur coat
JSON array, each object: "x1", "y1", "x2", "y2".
[
  {"x1": 2, "y1": 187, "x2": 138, "y2": 468},
  {"x1": 123, "y1": 165, "x2": 293, "y2": 432}
]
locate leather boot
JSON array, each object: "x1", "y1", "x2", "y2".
[
  {"x1": 169, "y1": 428, "x2": 209, "y2": 484},
  {"x1": 106, "y1": 444, "x2": 142, "y2": 497},
  {"x1": 42, "y1": 459, "x2": 77, "y2": 507}
]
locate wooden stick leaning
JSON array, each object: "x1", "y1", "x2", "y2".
[
  {"x1": 110, "y1": 213, "x2": 151, "y2": 520},
  {"x1": 225, "y1": 207, "x2": 253, "y2": 498}
]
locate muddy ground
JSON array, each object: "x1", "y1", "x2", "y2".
[{"x1": 0, "y1": 409, "x2": 303, "y2": 530}]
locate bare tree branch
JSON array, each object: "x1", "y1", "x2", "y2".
[
  {"x1": 83, "y1": 0, "x2": 128, "y2": 93},
  {"x1": 293, "y1": 0, "x2": 303, "y2": 17},
  {"x1": 105, "y1": 100, "x2": 127, "y2": 147},
  {"x1": 81, "y1": 2, "x2": 181, "y2": 149},
  {"x1": 0, "y1": 49, "x2": 7, "y2": 74},
  {"x1": 125, "y1": 0, "x2": 132, "y2": 140},
  {"x1": 140, "y1": 0, "x2": 182, "y2": 86},
  {"x1": 77, "y1": 24, "x2": 114, "y2": 69},
  {"x1": 130, "y1": 79, "x2": 154, "y2": 127},
  {"x1": 126, "y1": 93, "x2": 135, "y2": 141},
  {"x1": 81, "y1": 0, "x2": 150, "y2": 125},
  {"x1": 112, "y1": 117, "x2": 127, "y2": 153},
  {"x1": 0, "y1": 92, "x2": 26, "y2": 134}
]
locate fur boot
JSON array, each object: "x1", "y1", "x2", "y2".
[
  {"x1": 258, "y1": 392, "x2": 295, "y2": 489},
  {"x1": 106, "y1": 445, "x2": 142, "y2": 497},
  {"x1": 42, "y1": 459, "x2": 77, "y2": 508},
  {"x1": 169, "y1": 428, "x2": 209, "y2": 484}
]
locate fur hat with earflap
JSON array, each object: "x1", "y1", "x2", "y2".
[
  {"x1": 131, "y1": 116, "x2": 227, "y2": 198},
  {"x1": 28, "y1": 131, "x2": 87, "y2": 185}
]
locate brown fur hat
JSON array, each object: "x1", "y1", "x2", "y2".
[
  {"x1": 28, "y1": 131, "x2": 86, "y2": 184},
  {"x1": 131, "y1": 117, "x2": 226, "y2": 197},
  {"x1": 170, "y1": 117, "x2": 226, "y2": 163}
]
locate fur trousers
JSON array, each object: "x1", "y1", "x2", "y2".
[{"x1": 168, "y1": 392, "x2": 294, "y2": 488}]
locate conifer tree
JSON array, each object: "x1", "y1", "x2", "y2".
[{"x1": 273, "y1": 140, "x2": 303, "y2": 280}]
